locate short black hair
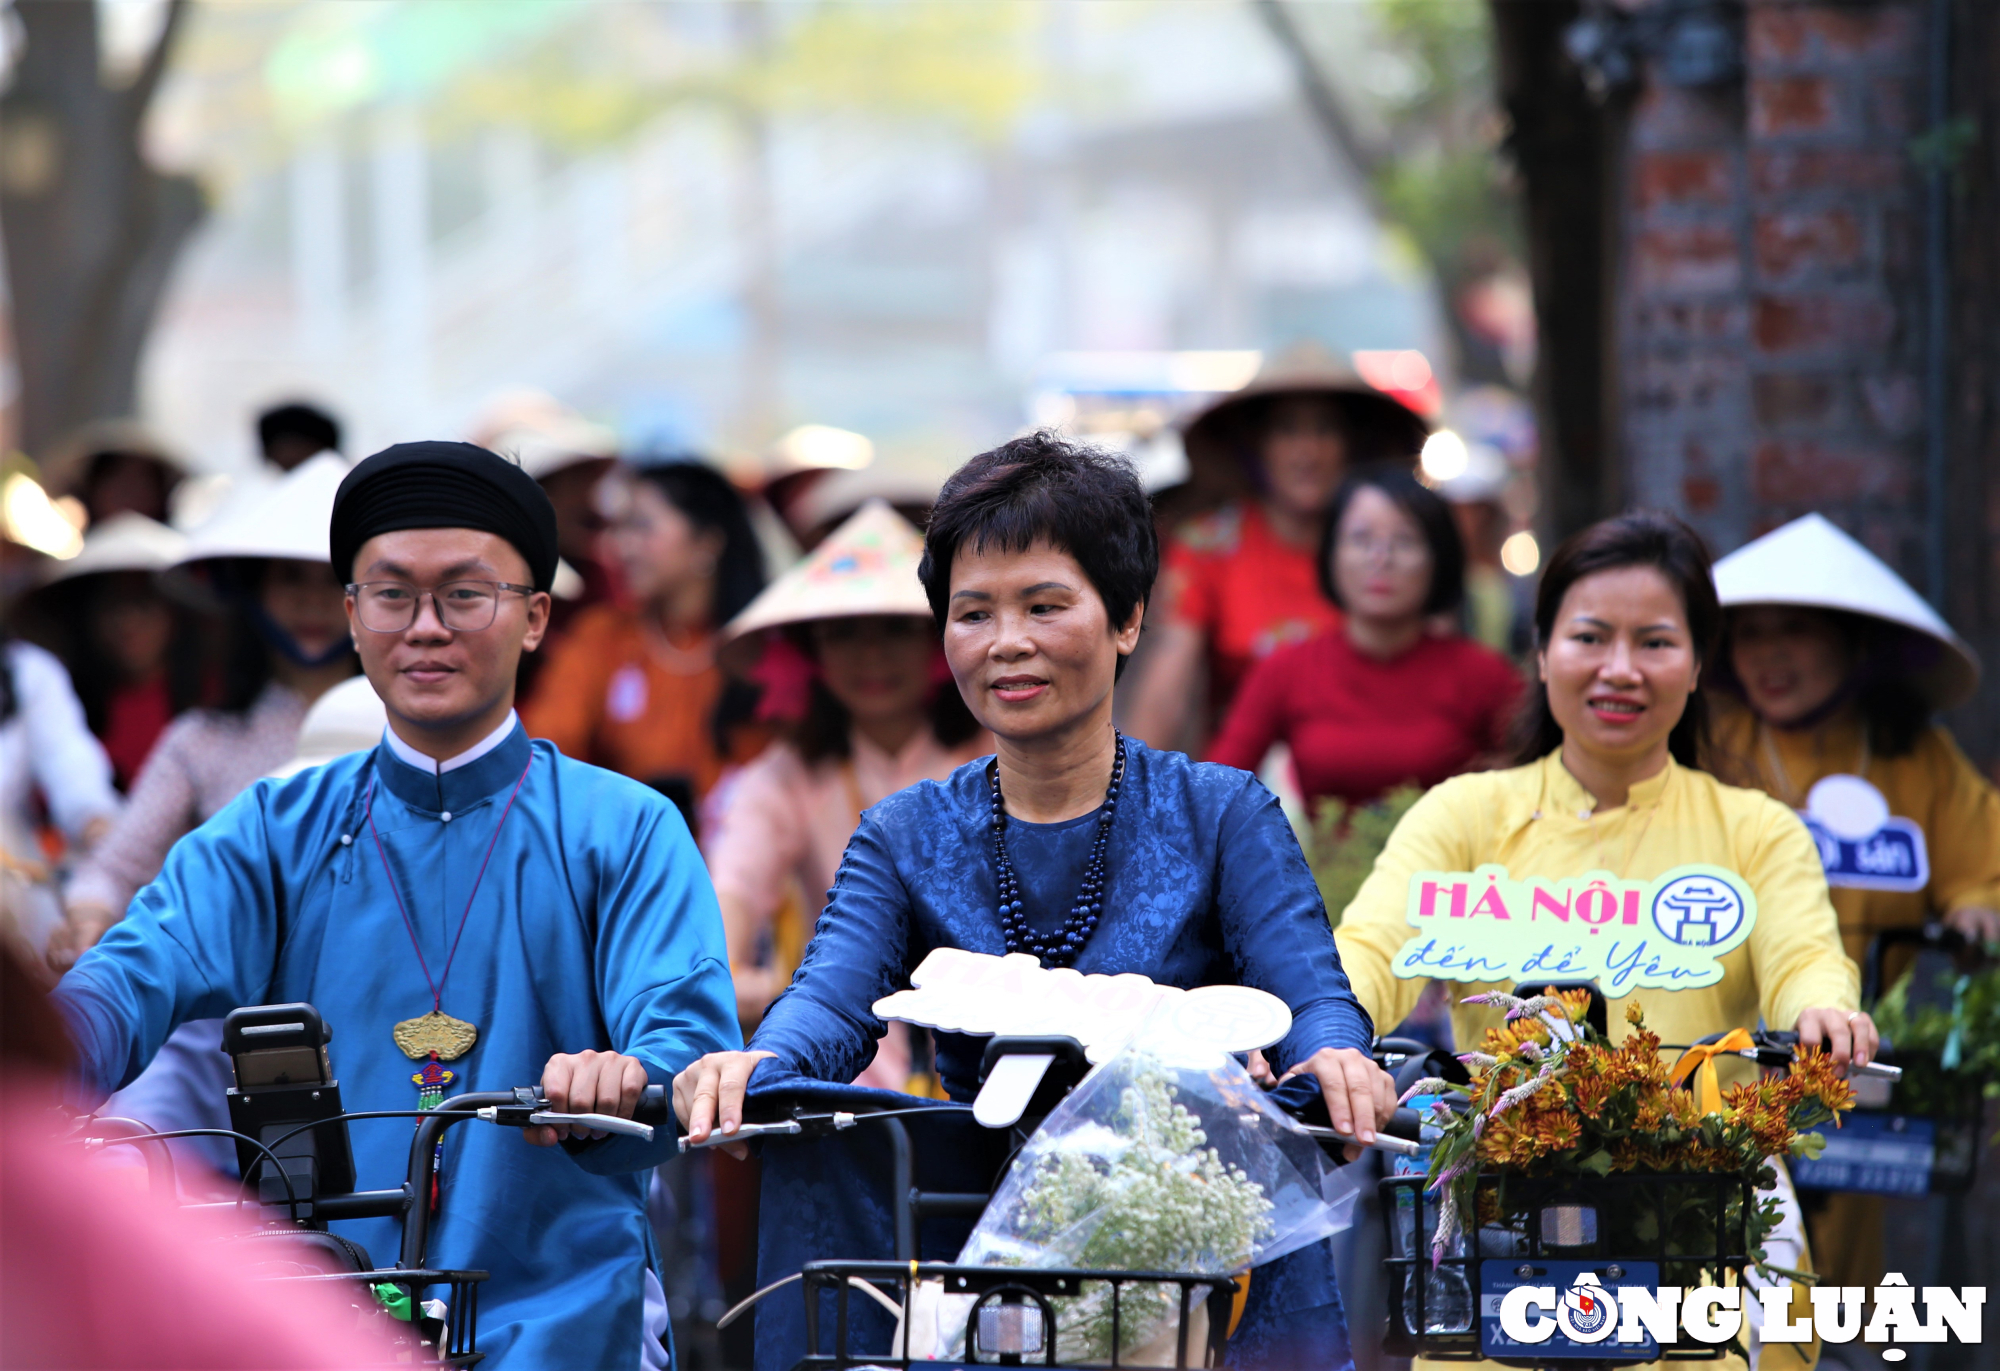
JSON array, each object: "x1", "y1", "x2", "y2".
[
  {"x1": 919, "y1": 432, "x2": 1158, "y2": 666},
  {"x1": 1317, "y1": 461, "x2": 1466, "y2": 617},
  {"x1": 257, "y1": 402, "x2": 342, "y2": 456},
  {"x1": 1512, "y1": 511, "x2": 1720, "y2": 769}
]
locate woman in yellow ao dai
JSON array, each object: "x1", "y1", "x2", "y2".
[{"x1": 1335, "y1": 514, "x2": 1868, "y2": 1371}]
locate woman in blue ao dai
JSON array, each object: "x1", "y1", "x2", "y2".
[{"x1": 676, "y1": 432, "x2": 1396, "y2": 1371}]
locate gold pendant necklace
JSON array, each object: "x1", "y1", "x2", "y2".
[
  {"x1": 362, "y1": 753, "x2": 535, "y2": 1106},
  {"x1": 392, "y1": 1009, "x2": 479, "y2": 1061}
]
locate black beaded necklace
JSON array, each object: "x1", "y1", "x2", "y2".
[{"x1": 989, "y1": 732, "x2": 1127, "y2": 968}]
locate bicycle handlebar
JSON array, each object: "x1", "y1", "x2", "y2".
[{"x1": 1684, "y1": 1027, "x2": 1903, "y2": 1080}]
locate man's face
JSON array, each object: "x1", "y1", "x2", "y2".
[{"x1": 345, "y1": 529, "x2": 550, "y2": 736}]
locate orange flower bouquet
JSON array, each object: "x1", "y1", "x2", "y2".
[{"x1": 1405, "y1": 989, "x2": 1855, "y2": 1281}]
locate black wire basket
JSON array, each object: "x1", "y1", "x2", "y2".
[
  {"x1": 287, "y1": 1267, "x2": 486, "y2": 1367},
  {"x1": 1380, "y1": 1170, "x2": 1756, "y2": 1365},
  {"x1": 794, "y1": 1260, "x2": 1238, "y2": 1370}
]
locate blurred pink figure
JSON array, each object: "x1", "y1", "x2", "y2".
[{"x1": 1, "y1": 1085, "x2": 398, "y2": 1368}]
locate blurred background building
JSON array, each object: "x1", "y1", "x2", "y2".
[{"x1": 3, "y1": 2, "x2": 1468, "y2": 467}]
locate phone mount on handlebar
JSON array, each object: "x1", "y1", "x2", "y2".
[
  {"x1": 1511, "y1": 979, "x2": 1609, "y2": 1039},
  {"x1": 974, "y1": 1036, "x2": 1091, "y2": 1132},
  {"x1": 223, "y1": 1004, "x2": 357, "y2": 1207}
]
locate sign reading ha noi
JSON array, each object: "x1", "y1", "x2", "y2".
[
  {"x1": 1392, "y1": 864, "x2": 1758, "y2": 992},
  {"x1": 873, "y1": 948, "x2": 1293, "y2": 1063}
]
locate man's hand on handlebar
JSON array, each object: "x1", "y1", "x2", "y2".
[
  {"x1": 1795, "y1": 1006, "x2": 1880, "y2": 1069},
  {"x1": 672, "y1": 1049, "x2": 777, "y2": 1160},
  {"x1": 527, "y1": 1050, "x2": 650, "y2": 1146},
  {"x1": 1291, "y1": 1046, "x2": 1398, "y2": 1161}
]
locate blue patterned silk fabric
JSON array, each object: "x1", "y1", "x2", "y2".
[{"x1": 746, "y1": 740, "x2": 1372, "y2": 1370}]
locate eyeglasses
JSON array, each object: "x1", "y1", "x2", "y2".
[
  {"x1": 346, "y1": 580, "x2": 536, "y2": 633},
  {"x1": 1336, "y1": 533, "x2": 1430, "y2": 567}
]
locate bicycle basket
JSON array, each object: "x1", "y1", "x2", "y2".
[
  {"x1": 795, "y1": 1260, "x2": 1236, "y2": 1370},
  {"x1": 1381, "y1": 1169, "x2": 1755, "y2": 1363}
]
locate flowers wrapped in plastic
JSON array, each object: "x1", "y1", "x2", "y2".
[{"x1": 931, "y1": 1033, "x2": 1359, "y2": 1365}]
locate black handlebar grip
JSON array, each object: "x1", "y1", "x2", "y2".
[
  {"x1": 633, "y1": 1083, "x2": 671, "y2": 1128},
  {"x1": 1384, "y1": 1107, "x2": 1425, "y2": 1142}
]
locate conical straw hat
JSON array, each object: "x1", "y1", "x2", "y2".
[
  {"x1": 718, "y1": 498, "x2": 931, "y2": 674},
  {"x1": 268, "y1": 674, "x2": 388, "y2": 780},
  {"x1": 173, "y1": 451, "x2": 349, "y2": 569},
  {"x1": 471, "y1": 389, "x2": 619, "y2": 481},
  {"x1": 1175, "y1": 341, "x2": 1429, "y2": 511},
  {"x1": 1714, "y1": 513, "x2": 1980, "y2": 709},
  {"x1": 39, "y1": 418, "x2": 190, "y2": 498},
  {"x1": 36, "y1": 512, "x2": 186, "y2": 586}
]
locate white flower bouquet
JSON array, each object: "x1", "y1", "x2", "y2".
[{"x1": 939, "y1": 1039, "x2": 1354, "y2": 1364}]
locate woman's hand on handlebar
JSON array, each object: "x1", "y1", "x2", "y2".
[
  {"x1": 1291, "y1": 1046, "x2": 1398, "y2": 1160},
  {"x1": 1795, "y1": 1006, "x2": 1880, "y2": 1069},
  {"x1": 528, "y1": 1050, "x2": 651, "y2": 1146},
  {"x1": 673, "y1": 1050, "x2": 777, "y2": 1160},
  {"x1": 1945, "y1": 905, "x2": 2000, "y2": 950}
]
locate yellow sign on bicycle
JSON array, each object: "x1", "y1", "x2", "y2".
[{"x1": 1392, "y1": 864, "x2": 1758, "y2": 992}]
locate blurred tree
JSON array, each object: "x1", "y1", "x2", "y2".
[
  {"x1": 437, "y1": 3, "x2": 1035, "y2": 151},
  {"x1": 1257, "y1": 0, "x2": 1528, "y2": 388},
  {"x1": 1486, "y1": 0, "x2": 1615, "y2": 543},
  {"x1": 0, "y1": 0, "x2": 204, "y2": 458}
]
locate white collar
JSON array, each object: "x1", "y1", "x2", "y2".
[{"x1": 383, "y1": 711, "x2": 519, "y2": 776}]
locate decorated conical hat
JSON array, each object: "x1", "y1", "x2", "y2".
[
  {"x1": 718, "y1": 499, "x2": 931, "y2": 674},
  {"x1": 173, "y1": 451, "x2": 349, "y2": 569},
  {"x1": 36, "y1": 512, "x2": 186, "y2": 586},
  {"x1": 1714, "y1": 513, "x2": 1980, "y2": 709},
  {"x1": 268, "y1": 674, "x2": 388, "y2": 780}
]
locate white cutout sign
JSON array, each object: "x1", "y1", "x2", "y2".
[
  {"x1": 1800, "y1": 775, "x2": 1929, "y2": 893},
  {"x1": 872, "y1": 949, "x2": 1293, "y2": 1063}
]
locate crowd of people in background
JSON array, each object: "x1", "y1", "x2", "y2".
[{"x1": 4, "y1": 349, "x2": 1998, "y2": 1367}]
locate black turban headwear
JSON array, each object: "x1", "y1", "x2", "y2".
[{"x1": 331, "y1": 441, "x2": 560, "y2": 591}]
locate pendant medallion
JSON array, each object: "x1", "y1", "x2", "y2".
[{"x1": 393, "y1": 1010, "x2": 478, "y2": 1062}]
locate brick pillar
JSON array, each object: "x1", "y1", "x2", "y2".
[{"x1": 1618, "y1": 1, "x2": 1927, "y2": 565}]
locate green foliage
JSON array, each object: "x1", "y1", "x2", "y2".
[
  {"x1": 440, "y1": 2, "x2": 1037, "y2": 152},
  {"x1": 1306, "y1": 786, "x2": 1422, "y2": 929},
  {"x1": 1366, "y1": 0, "x2": 1521, "y2": 274},
  {"x1": 1871, "y1": 960, "x2": 2000, "y2": 1115},
  {"x1": 1371, "y1": 0, "x2": 1502, "y2": 127}
]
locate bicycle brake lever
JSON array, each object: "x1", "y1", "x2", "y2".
[
  {"x1": 527, "y1": 1111, "x2": 655, "y2": 1141},
  {"x1": 1297, "y1": 1124, "x2": 1423, "y2": 1157},
  {"x1": 677, "y1": 1119, "x2": 804, "y2": 1151},
  {"x1": 1733, "y1": 1048, "x2": 1901, "y2": 1079},
  {"x1": 474, "y1": 1105, "x2": 657, "y2": 1141},
  {"x1": 675, "y1": 1112, "x2": 860, "y2": 1152}
]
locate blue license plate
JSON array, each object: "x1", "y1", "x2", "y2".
[
  {"x1": 1480, "y1": 1260, "x2": 1661, "y2": 1361},
  {"x1": 1791, "y1": 1113, "x2": 1935, "y2": 1196}
]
